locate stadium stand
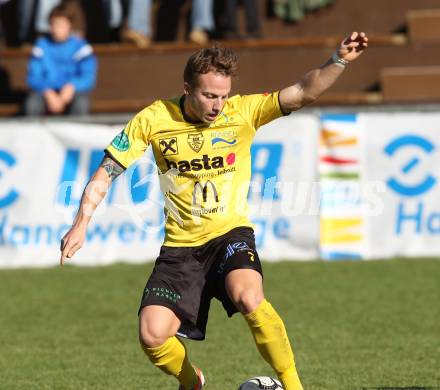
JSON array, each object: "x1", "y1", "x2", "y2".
[
  {"x1": 0, "y1": 0, "x2": 439, "y2": 116},
  {"x1": 381, "y1": 66, "x2": 440, "y2": 102},
  {"x1": 407, "y1": 9, "x2": 440, "y2": 43}
]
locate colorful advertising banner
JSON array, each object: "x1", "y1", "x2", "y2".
[
  {"x1": 319, "y1": 114, "x2": 364, "y2": 260},
  {"x1": 0, "y1": 116, "x2": 320, "y2": 267}
]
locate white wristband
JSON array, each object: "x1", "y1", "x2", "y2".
[{"x1": 331, "y1": 52, "x2": 349, "y2": 68}]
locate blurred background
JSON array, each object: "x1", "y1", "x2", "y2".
[
  {"x1": 0, "y1": 1, "x2": 439, "y2": 389},
  {"x1": 0, "y1": 0, "x2": 439, "y2": 113}
]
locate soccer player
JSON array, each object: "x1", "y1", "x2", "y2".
[{"x1": 60, "y1": 32, "x2": 368, "y2": 390}]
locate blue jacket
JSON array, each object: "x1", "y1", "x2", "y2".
[{"x1": 27, "y1": 35, "x2": 97, "y2": 93}]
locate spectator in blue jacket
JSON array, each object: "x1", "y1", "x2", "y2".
[{"x1": 25, "y1": 3, "x2": 97, "y2": 116}]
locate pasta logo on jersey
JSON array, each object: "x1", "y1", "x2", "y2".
[
  {"x1": 187, "y1": 133, "x2": 204, "y2": 152},
  {"x1": 159, "y1": 137, "x2": 179, "y2": 156},
  {"x1": 164, "y1": 153, "x2": 235, "y2": 174}
]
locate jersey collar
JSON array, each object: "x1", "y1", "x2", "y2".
[{"x1": 179, "y1": 95, "x2": 204, "y2": 125}]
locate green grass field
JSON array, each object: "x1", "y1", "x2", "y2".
[{"x1": 1, "y1": 259, "x2": 439, "y2": 390}]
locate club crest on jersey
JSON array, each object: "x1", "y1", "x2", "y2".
[
  {"x1": 187, "y1": 133, "x2": 204, "y2": 152},
  {"x1": 159, "y1": 137, "x2": 179, "y2": 156}
]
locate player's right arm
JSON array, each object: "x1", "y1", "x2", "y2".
[
  {"x1": 60, "y1": 106, "x2": 153, "y2": 265},
  {"x1": 59, "y1": 155, "x2": 125, "y2": 265}
]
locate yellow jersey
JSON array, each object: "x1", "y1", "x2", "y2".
[{"x1": 106, "y1": 92, "x2": 283, "y2": 246}]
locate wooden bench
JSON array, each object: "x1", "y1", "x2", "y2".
[
  {"x1": 407, "y1": 9, "x2": 440, "y2": 43},
  {"x1": 0, "y1": 92, "x2": 386, "y2": 118},
  {"x1": 381, "y1": 66, "x2": 440, "y2": 101},
  {"x1": 0, "y1": 34, "x2": 431, "y2": 116}
]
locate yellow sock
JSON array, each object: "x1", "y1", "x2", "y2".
[
  {"x1": 141, "y1": 336, "x2": 198, "y2": 389},
  {"x1": 244, "y1": 299, "x2": 303, "y2": 390}
]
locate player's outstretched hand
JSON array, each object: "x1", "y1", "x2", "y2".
[
  {"x1": 60, "y1": 227, "x2": 85, "y2": 266},
  {"x1": 337, "y1": 32, "x2": 368, "y2": 63}
]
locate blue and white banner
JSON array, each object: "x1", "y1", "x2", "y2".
[
  {"x1": 0, "y1": 116, "x2": 320, "y2": 267},
  {"x1": 252, "y1": 114, "x2": 320, "y2": 260},
  {"x1": 360, "y1": 113, "x2": 440, "y2": 258}
]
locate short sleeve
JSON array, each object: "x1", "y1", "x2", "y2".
[
  {"x1": 235, "y1": 92, "x2": 284, "y2": 130},
  {"x1": 105, "y1": 109, "x2": 152, "y2": 168}
]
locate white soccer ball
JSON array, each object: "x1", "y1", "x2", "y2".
[{"x1": 238, "y1": 376, "x2": 284, "y2": 390}]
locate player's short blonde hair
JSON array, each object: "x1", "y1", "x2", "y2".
[{"x1": 184, "y1": 45, "x2": 238, "y2": 87}]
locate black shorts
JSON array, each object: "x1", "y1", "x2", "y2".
[{"x1": 138, "y1": 226, "x2": 262, "y2": 340}]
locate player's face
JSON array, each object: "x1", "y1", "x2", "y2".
[
  {"x1": 50, "y1": 16, "x2": 72, "y2": 42},
  {"x1": 184, "y1": 72, "x2": 231, "y2": 123}
]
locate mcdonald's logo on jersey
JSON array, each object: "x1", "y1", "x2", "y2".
[{"x1": 192, "y1": 180, "x2": 219, "y2": 206}]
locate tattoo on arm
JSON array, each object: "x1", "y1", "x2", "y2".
[{"x1": 101, "y1": 156, "x2": 124, "y2": 181}]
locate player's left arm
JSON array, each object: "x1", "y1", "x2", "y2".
[{"x1": 279, "y1": 32, "x2": 368, "y2": 113}]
